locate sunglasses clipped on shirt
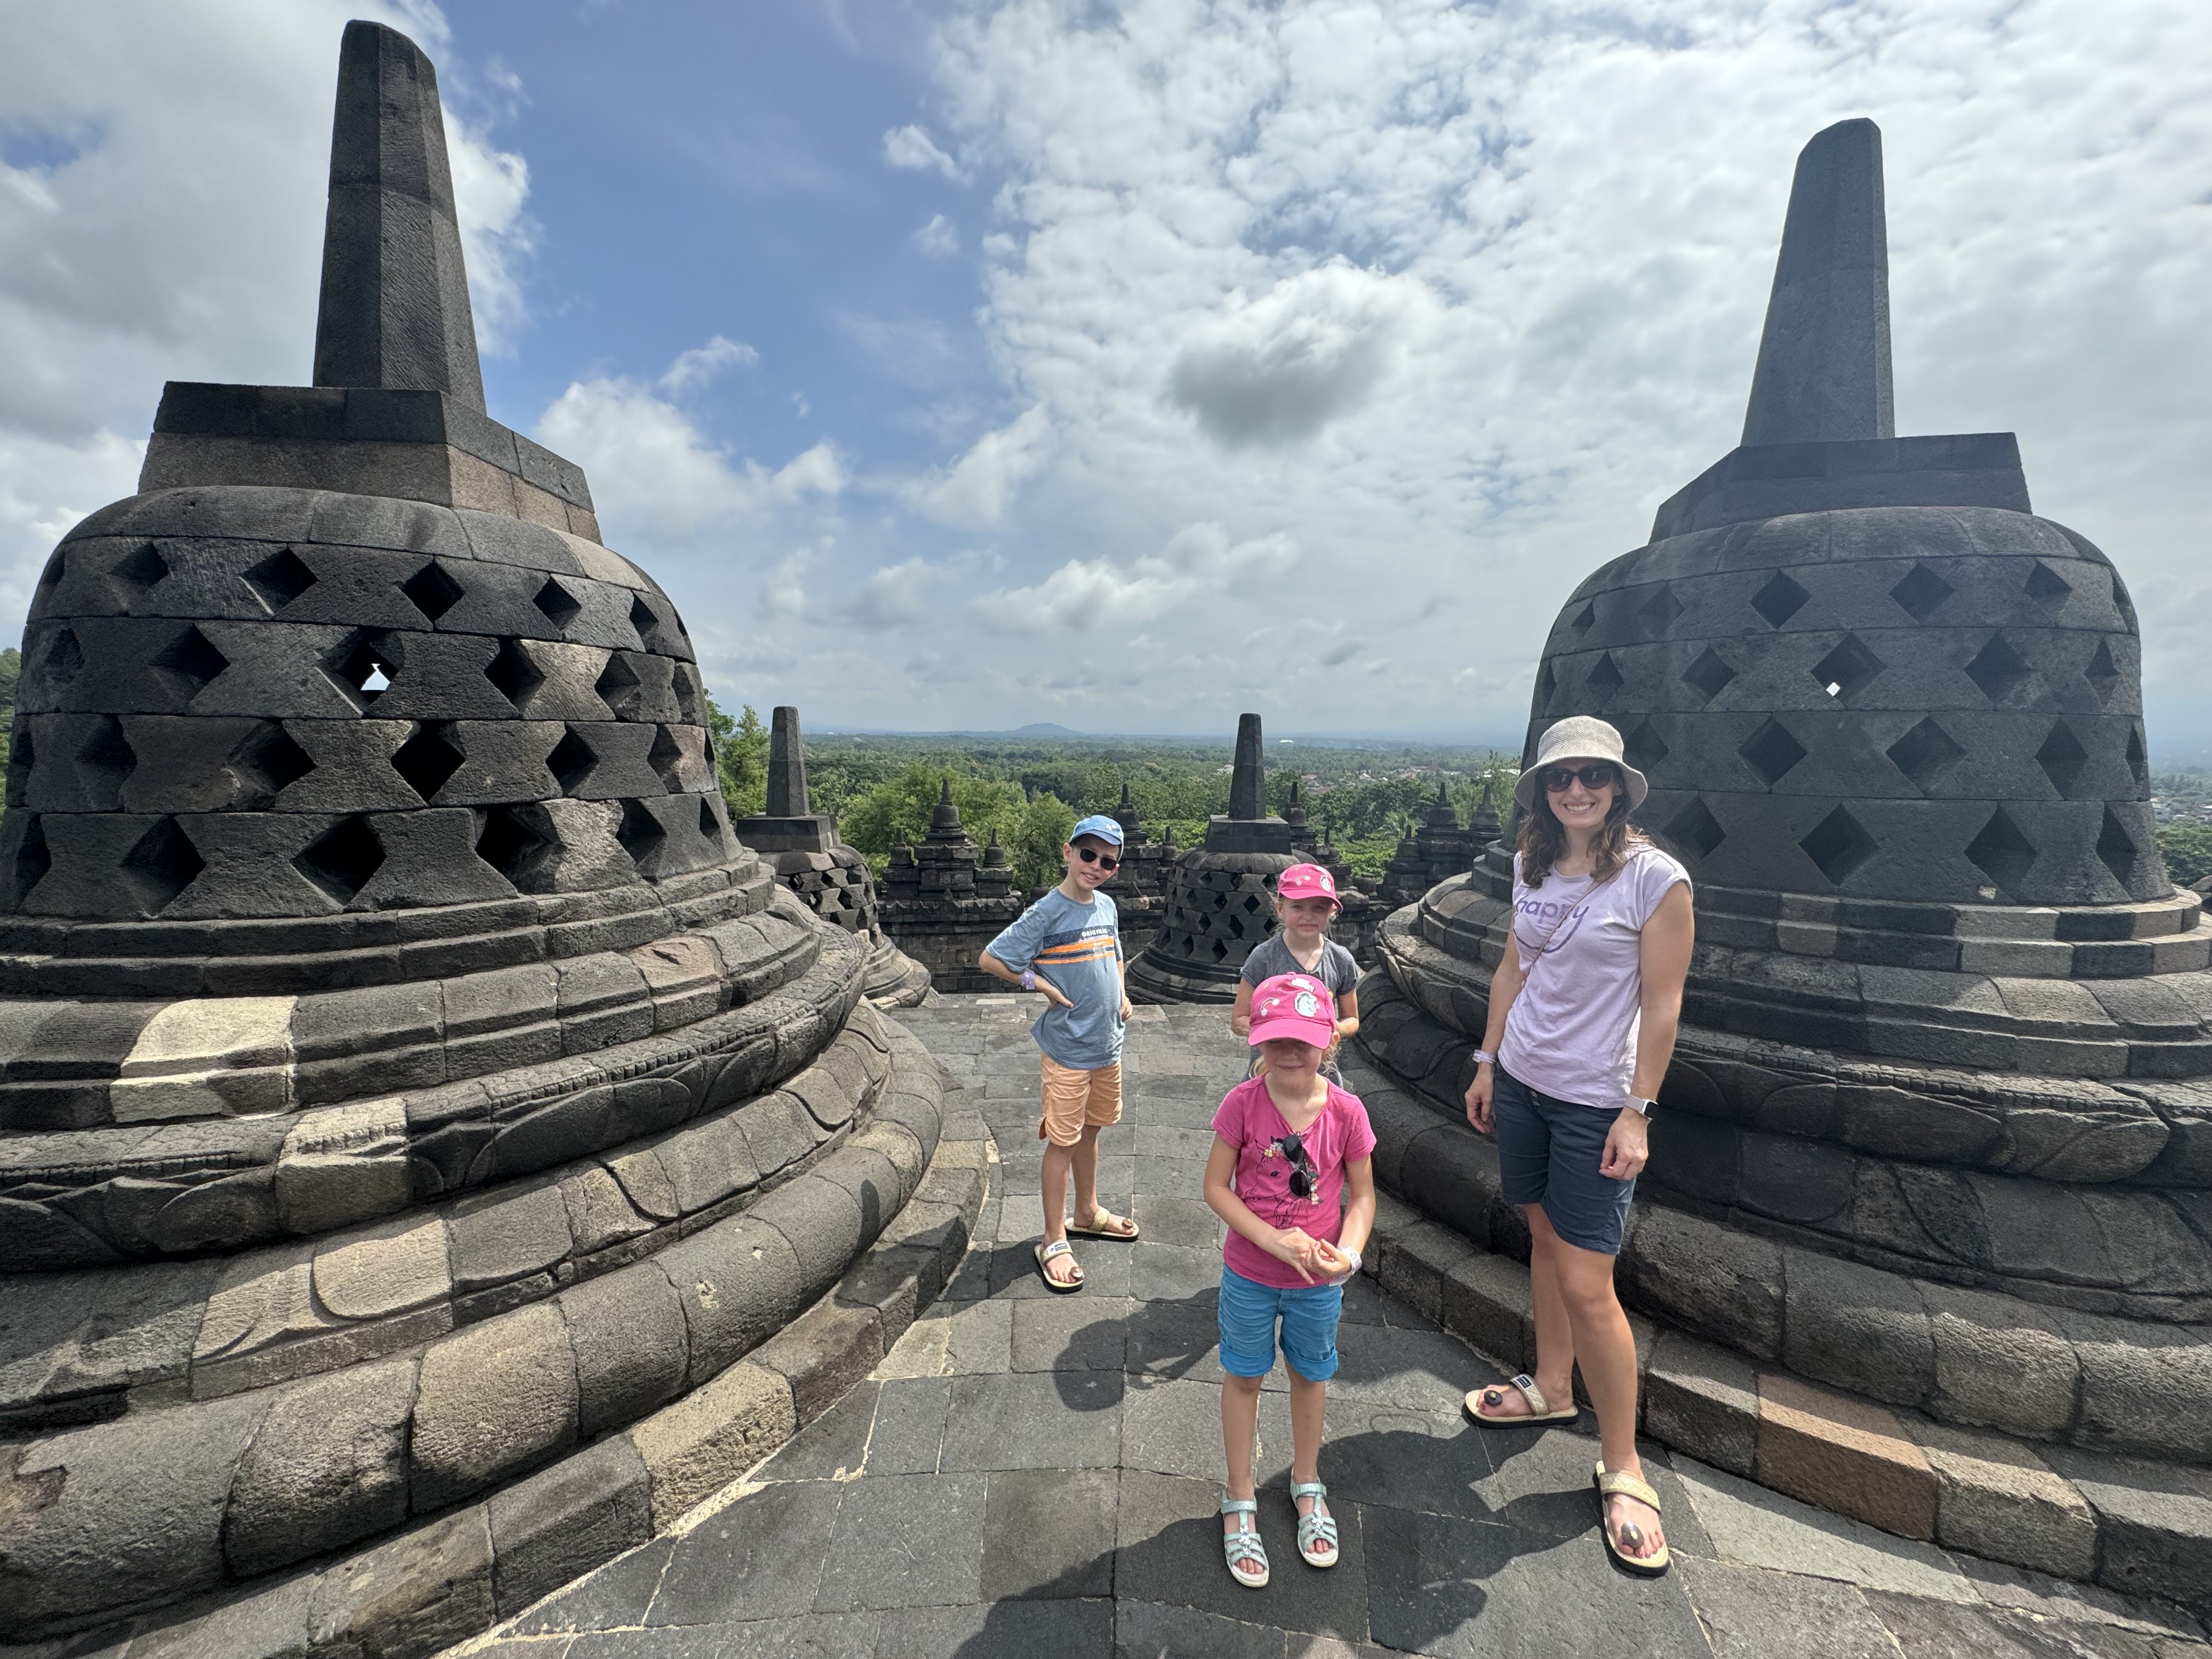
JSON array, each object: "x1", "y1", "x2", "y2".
[
  {"x1": 1541, "y1": 763, "x2": 1621, "y2": 794},
  {"x1": 1271, "y1": 1131, "x2": 1318, "y2": 1200},
  {"x1": 1075, "y1": 846, "x2": 1120, "y2": 872}
]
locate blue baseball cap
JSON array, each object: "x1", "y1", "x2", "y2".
[{"x1": 1068, "y1": 814, "x2": 1124, "y2": 848}]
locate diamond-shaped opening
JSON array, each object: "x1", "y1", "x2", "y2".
[
  {"x1": 1886, "y1": 718, "x2": 1965, "y2": 789},
  {"x1": 43, "y1": 628, "x2": 83, "y2": 688},
  {"x1": 77, "y1": 716, "x2": 137, "y2": 794},
  {"x1": 1570, "y1": 602, "x2": 1596, "y2": 636},
  {"x1": 546, "y1": 726, "x2": 597, "y2": 794},
  {"x1": 629, "y1": 595, "x2": 665, "y2": 650},
  {"x1": 1964, "y1": 634, "x2": 2033, "y2": 703},
  {"x1": 1751, "y1": 572, "x2": 1810, "y2": 628},
  {"x1": 533, "y1": 578, "x2": 583, "y2": 631},
  {"x1": 1739, "y1": 718, "x2": 1809, "y2": 786},
  {"x1": 1533, "y1": 661, "x2": 1556, "y2": 713},
  {"x1": 1210, "y1": 938, "x2": 1229, "y2": 962},
  {"x1": 292, "y1": 815, "x2": 384, "y2": 904},
  {"x1": 149, "y1": 625, "x2": 229, "y2": 698},
  {"x1": 2034, "y1": 721, "x2": 2090, "y2": 798},
  {"x1": 392, "y1": 723, "x2": 465, "y2": 802},
  {"x1": 112, "y1": 540, "x2": 168, "y2": 597},
  {"x1": 1800, "y1": 806, "x2": 1878, "y2": 887},
  {"x1": 697, "y1": 797, "x2": 720, "y2": 841},
  {"x1": 2025, "y1": 560, "x2": 2072, "y2": 610},
  {"x1": 2084, "y1": 640, "x2": 2119, "y2": 704},
  {"x1": 1586, "y1": 653, "x2": 1624, "y2": 702},
  {"x1": 1639, "y1": 585, "x2": 1684, "y2": 636},
  {"x1": 233, "y1": 722, "x2": 316, "y2": 806},
  {"x1": 244, "y1": 548, "x2": 317, "y2": 612},
  {"x1": 6, "y1": 721, "x2": 34, "y2": 809},
  {"x1": 1623, "y1": 718, "x2": 1669, "y2": 774},
  {"x1": 35, "y1": 550, "x2": 65, "y2": 594},
  {"x1": 670, "y1": 664, "x2": 704, "y2": 725},
  {"x1": 1965, "y1": 808, "x2": 2036, "y2": 896},
  {"x1": 476, "y1": 804, "x2": 555, "y2": 889},
  {"x1": 595, "y1": 653, "x2": 643, "y2": 717},
  {"x1": 647, "y1": 725, "x2": 687, "y2": 792},
  {"x1": 1811, "y1": 634, "x2": 1884, "y2": 701},
  {"x1": 2097, "y1": 808, "x2": 2140, "y2": 890},
  {"x1": 121, "y1": 816, "x2": 205, "y2": 912},
  {"x1": 1891, "y1": 562, "x2": 1955, "y2": 622},
  {"x1": 2111, "y1": 569, "x2": 2138, "y2": 631},
  {"x1": 617, "y1": 798, "x2": 669, "y2": 874},
  {"x1": 399, "y1": 560, "x2": 464, "y2": 623},
  {"x1": 2126, "y1": 723, "x2": 2148, "y2": 790},
  {"x1": 1664, "y1": 797, "x2": 1726, "y2": 860},
  {"x1": 1680, "y1": 647, "x2": 1736, "y2": 704},
  {"x1": 484, "y1": 639, "x2": 545, "y2": 712},
  {"x1": 12, "y1": 815, "x2": 51, "y2": 904},
  {"x1": 327, "y1": 632, "x2": 398, "y2": 707},
  {"x1": 1227, "y1": 914, "x2": 1247, "y2": 939}
]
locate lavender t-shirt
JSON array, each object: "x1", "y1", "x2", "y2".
[{"x1": 1499, "y1": 846, "x2": 1690, "y2": 1111}]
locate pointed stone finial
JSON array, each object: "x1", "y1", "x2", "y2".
[
  {"x1": 1229, "y1": 713, "x2": 1266, "y2": 820},
  {"x1": 313, "y1": 21, "x2": 487, "y2": 409},
  {"x1": 1741, "y1": 119, "x2": 1892, "y2": 447},
  {"x1": 766, "y1": 706, "x2": 808, "y2": 817},
  {"x1": 930, "y1": 780, "x2": 962, "y2": 836}
]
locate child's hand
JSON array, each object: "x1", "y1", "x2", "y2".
[
  {"x1": 1270, "y1": 1228, "x2": 1324, "y2": 1283},
  {"x1": 1311, "y1": 1238, "x2": 1359, "y2": 1284},
  {"x1": 1229, "y1": 1013, "x2": 1251, "y2": 1036},
  {"x1": 1038, "y1": 982, "x2": 1075, "y2": 1011},
  {"x1": 1120, "y1": 995, "x2": 1133, "y2": 1022}
]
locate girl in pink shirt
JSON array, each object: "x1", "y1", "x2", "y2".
[{"x1": 1203, "y1": 974, "x2": 1376, "y2": 1589}]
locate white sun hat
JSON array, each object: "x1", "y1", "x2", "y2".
[{"x1": 1512, "y1": 716, "x2": 1650, "y2": 815}]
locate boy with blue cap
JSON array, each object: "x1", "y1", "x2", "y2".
[{"x1": 979, "y1": 812, "x2": 1139, "y2": 1290}]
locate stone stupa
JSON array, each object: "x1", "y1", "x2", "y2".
[
  {"x1": 876, "y1": 781, "x2": 1023, "y2": 991},
  {"x1": 1356, "y1": 119, "x2": 2212, "y2": 1583},
  {"x1": 730, "y1": 704, "x2": 929, "y2": 1006},
  {"x1": 0, "y1": 23, "x2": 972, "y2": 1651},
  {"x1": 1126, "y1": 712, "x2": 1299, "y2": 1002}
]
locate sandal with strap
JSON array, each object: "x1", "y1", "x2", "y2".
[
  {"x1": 1034, "y1": 1239, "x2": 1084, "y2": 1294},
  {"x1": 1066, "y1": 1207, "x2": 1140, "y2": 1241},
  {"x1": 1290, "y1": 1480, "x2": 1339, "y2": 1568},
  {"x1": 1220, "y1": 1496, "x2": 1269, "y2": 1588},
  {"x1": 1466, "y1": 1373, "x2": 1579, "y2": 1427},
  {"x1": 1593, "y1": 1462, "x2": 1672, "y2": 1577}
]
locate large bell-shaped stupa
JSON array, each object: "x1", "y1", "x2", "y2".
[
  {"x1": 0, "y1": 24, "x2": 974, "y2": 1651},
  {"x1": 1355, "y1": 120, "x2": 2212, "y2": 1591}
]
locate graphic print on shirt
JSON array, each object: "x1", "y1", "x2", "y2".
[{"x1": 1516, "y1": 888, "x2": 1595, "y2": 956}]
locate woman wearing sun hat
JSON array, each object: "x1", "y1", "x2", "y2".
[{"x1": 1460, "y1": 715, "x2": 1693, "y2": 1577}]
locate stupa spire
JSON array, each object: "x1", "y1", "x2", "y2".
[
  {"x1": 1228, "y1": 713, "x2": 1267, "y2": 820},
  {"x1": 766, "y1": 706, "x2": 808, "y2": 817},
  {"x1": 313, "y1": 20, "x2": 486, "y2": 408},
  {"x1": 1741, "y1": 117, "x2": 1892, "y2": 447}
]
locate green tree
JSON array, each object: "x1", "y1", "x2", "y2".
[
  {"x1": 0, "y1": 644, "x2": 19, "y2": 815},
  {"x1": 838, "y1": 764, "x2": 1078, "y2": 891},
  {"x1": 2157, "y1": 822, "x2": 2212, "y2": 887},
  {"x1": 706, "y1": 695, "x2": 769, "y2": 817}
]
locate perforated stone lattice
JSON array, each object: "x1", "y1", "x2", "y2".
[
  {"x1": 1527, "y1": 506, "x2": 2164, "y2": 905},
  {"x1": 3, "y1": 511, "x2": 730, "y2": 921}
]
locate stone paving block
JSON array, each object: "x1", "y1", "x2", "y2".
[
  {"x1": 1114, "y1": 1468, "x2": 1368, "y2": 1643},
  {"x1": 1756, "y1": 1370, "x2": 1938, "y2": 1541},
  {"x1": 304, "y1": 1506, "x2": 495, "y2": 1659},
  {"x1": 1678, "y1": 1558, "x2": 1895, "y2": 1658},
  {"x1": 1669, "y1": 1455, "x2": 1973, "y2": 1600},
  {"x1": 487, "y1": 1435, "x2": 652, "y2": 1617},
  {"x1": 979, "y1": 1466, "x2": 1118, "y2": 1600},
  {"x1": 119, "y1": 1573, "x2": 316, "y2": 1659},
  {"x1": 2045, "y1": 1447, "x2": 2212, "y2": 1611},
  {"x1": 1781, "y1": 1245, "x2": 1936, "y2": 1409},
  {"x1": 1011, "y1": 1295, "x2": 1131, "y2": 1373},
  {"x1": 941, "y1": 1370, "x2": 1125, "y2": 1472},
  {"x1": 223, "y1": 1353, "x2": 415, "y2": 1577},
  {"x1": 884, "y1": 1596, "x2": 1111, "y2": 1658},
  {"x1": 1912, "y1": 1418, "x2": 2097, "y2": 1582},
  {"x1": 410, "y1": 1301, "x2": 580, "y2": 1511},
  {"x1": 627, "y1": 1358, "x2": 797, "y2": 1530},
  {"x1": 1643, "y1": 1328, "x2": 1761, "y2": 1479},
  {"x1": 751, "y1": 1297, "x2": 884, "y2": 1429},
  {"x1": 815, "y1": 1471, "x2": 989, "y2": 1611},
  {"x1": 1114, "y1": 1599, "x2": 1285, "y2": 1658},
  {"x1": 1437, "y1": 1250, "x2": 1536, "y2": 1375},
  {"x1": 562, "y1": 1260, "x2": 687, "y2": 1438},
  {"x1": 868, "y1": 1376, "x2": 950, "y2": 1476}
]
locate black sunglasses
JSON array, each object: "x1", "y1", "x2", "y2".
[
  {"x1": 1074, "y1": 846, "x2": 1120, "y2": 871},
  {"x1": 1541, "y1": 763, "x2": 1620, "y2": 793},
  {"x1": 1272, "y1": 1132, "x2": 1317, "y2": 1200}
]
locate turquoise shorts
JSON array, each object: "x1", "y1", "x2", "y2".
[{"x1": 1216, "y1": 1265, "x2": 1342, "y2": 1381}]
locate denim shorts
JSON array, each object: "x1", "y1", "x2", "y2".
[
  {"x1": 1493, "y1": 1064, "x2": 1638, "y2": 1255},
  {"x1": 1217, "y1": 1265, "x2": 1342, "y2": 1381}
]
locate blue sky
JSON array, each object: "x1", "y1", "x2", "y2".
[{"x1": 2, "y1": 0, "x2": 2208, "y2": 748}]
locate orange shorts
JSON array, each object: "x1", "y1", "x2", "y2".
[{"x1": 1037, "y1": 1053, "x2": 1122, "y2": 1147}]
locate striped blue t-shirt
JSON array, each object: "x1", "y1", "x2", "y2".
[{"x1": 985, "y1": 888, "x2": 1125, "y2": 1069}]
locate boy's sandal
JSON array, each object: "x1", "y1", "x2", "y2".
[
  {"x1": 1290, "y1": 1480, "x2": 1339, "y2": 1568},
  {"x1": 1034, "y1": 1239, "x2": 1084, "y2": 1293},
  {"x1": 1065, "y1": 1207, "x2": 1139, "y2": 1240},
  {"x1": 1593, "y1": 1463, "x2": 1672, "y2": 1577},
  {"x1": 1466, "y1": 1374, "x2": 1579, "y2": 1427},
  {"x1": 1220, "y1": 1496, "x2": 1269, "y2": 1588}
]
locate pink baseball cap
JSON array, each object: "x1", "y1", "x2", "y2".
[
  {"x1": 1276, "y1": 863, "x2": 1340, "y2": 911},
  {"x1": 1248, "y1": 973, "x2": 1338, "y2": 1048}
]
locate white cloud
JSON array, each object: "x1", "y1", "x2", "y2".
[
  {"x1": 659, "y1": 334, "x2": 759, "y2": 393},
  {"x1": 912, "y1": 213, "x2": 961, "y2": 258},
  {"x1": 974, "y1": 523, "x2": 1293, "y2": 631},
  {"x1": 882, "y1": 123, "x2": 964, "y2": 182},
  {"x1": 903, "y1": 404, "x2": 1051, "y2": 528}
]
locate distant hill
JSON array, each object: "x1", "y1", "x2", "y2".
[{"x1": 1011, "y1": 722, "x2": 1084, "y2": 736}]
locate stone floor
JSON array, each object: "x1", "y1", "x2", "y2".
[{"x1": 447, "y1": 998, "x2": 2212, "y2": 1658}]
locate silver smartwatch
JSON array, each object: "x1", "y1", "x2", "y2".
[
  {"x1": 1471, "y1": 1049, "x2": 1496, "y2": 1066},
  {"x1": 1628, "y1": 1097, "x2": 1655, "y2": 1116}
]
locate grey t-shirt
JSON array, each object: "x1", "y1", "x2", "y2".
[
  {"x1": 985, "y1": 888, "x2": 1125, "y2": 1070},
  {"x1": 1239, "y1": 933, "x2": 1361, "y2": 1002}
]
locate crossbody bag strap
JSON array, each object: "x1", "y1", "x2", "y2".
[{"x1": 1519, "y1": 847, "x2": 1644, "y2": 968}]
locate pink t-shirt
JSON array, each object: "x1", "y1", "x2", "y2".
[
  {"x1": 1499, "y1": 845, "x2": 1691, "y2": 1111},
  {"x1": 1211, "y1": 1075, "x2": 1376, "y2": 1290}
]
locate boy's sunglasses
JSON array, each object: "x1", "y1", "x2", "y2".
[
  {"x1": 1074, "y1": 847, "x2": 1120, "y2": 871},
  {"x1": 1272, "y1": 1132, "x2": 1317, "y2": 1200},
  {"x1": 1541, "y1": 763, "x2": 1620, "y2": 793}
]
